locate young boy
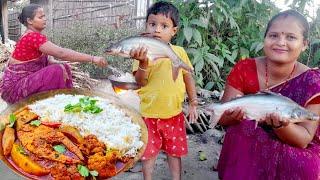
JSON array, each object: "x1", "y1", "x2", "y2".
[{"x1": 131, "y1": 1, "x2": 198, "y2": 180}]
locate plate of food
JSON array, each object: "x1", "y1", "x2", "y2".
[{"x1": 0, "y1": 89, "x2": 147, "y2": 179}]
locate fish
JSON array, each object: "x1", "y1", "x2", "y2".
[
  {"x1": 105, "y1": 35, "x2": 194, "y2": 81},
  {"x1": 206, "y1": 91, "x2": 320, "y2": 127}
]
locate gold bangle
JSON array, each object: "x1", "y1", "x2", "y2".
[{"x1": 138, "y1": 66, "x2": 147, "y2": 72}]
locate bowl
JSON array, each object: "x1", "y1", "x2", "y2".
[{"x1": 108, "y1": 75, "x2": 140, "y2": 90}]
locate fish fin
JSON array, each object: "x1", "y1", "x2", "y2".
[
  {"x1": 254, "y1": 121, "x2": 258, "y2": 129},
  {"x1": 259, "y1": 90, "x2": 280, "y2": 96},
  {"x1": 152, "y1": 56, "x2": 168, "y2": 62},
  {"x1": 209, "y1": 114, "x2": 220, "y2": 129},
  {"x1": 172, "y1": 66, "x2": 180, "y2": 81},
  {"x1": 205, "y1": 103, "x2": 222, "y2": 128},
  {"x1": 177, "y1": 57, "x2": 194, "y2": 73}
]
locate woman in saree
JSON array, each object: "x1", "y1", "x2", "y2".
[
  {"x1": 0, "y1": 4, "x2": 107, "y2": 104},
  {"x1": 217, "y1": 10, "x2": 320, "y2": 179}
]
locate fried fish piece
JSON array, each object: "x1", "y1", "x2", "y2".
[
  {"x1": 17, "y1": 125, "x2": 83, "y2": 164},
  {"x1": 2, "y1": 126, "x2": 15, "y2": 156}
]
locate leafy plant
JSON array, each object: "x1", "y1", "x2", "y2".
[{"x1": 160, "y1": 0, "x2": 319, "y2": 91}]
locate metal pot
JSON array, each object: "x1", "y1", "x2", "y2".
[{"x1": 108, "y1": 75, "x2": 140, "y2": 90}]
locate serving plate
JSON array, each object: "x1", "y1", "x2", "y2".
[{"x1": 0, "y1": 88, "x2": 147, "y2": 179}]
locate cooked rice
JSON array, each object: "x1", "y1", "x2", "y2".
[{"x1": 28, "y1": 94, "x2": 143, "y2": 157}]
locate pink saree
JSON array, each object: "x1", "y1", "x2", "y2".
[
  {"x1": 0, "y1": 56, "x2": 72, "y2": 104},
  {"x1": 218, "y1": 69, "x2": 320, "y2": 180}
]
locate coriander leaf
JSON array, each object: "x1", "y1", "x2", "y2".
[
  {"x1": 30, "y1": 120, "x2": 41, "y2": 127},
  {"x1": 17, "y1": 145, "x2": 28, "y2": 155},
  {"x1": 64, "y1": 97, "x2": 103, "y2": 114},
  {"x1": 53, "y1": 145, "x2": 66, "y2": 154},
  {"x1": 8, "y1": 114, "x2": 16, "y2": 128},
  {"x1": 90, "y1": 170, "x2": 99, "y2": 177},
  {"x1": 77, "y1": 165, "x2": 89, "y2": 177},
  {"x1": 91, "y1": 107, "x2": 103, "y2": 114}
]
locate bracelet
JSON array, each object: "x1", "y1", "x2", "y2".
[
  {"x1": 138, "y1": 66, "x2": 147, "y2": 72},
  {"x1": 189, "y1": 98, "x2": 198, "y2": 106}
]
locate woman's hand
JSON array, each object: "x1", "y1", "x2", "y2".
[
  {"x1": 92, "y1": 56, "x2": 107, "y2": 67},
  {"x1": 220, "y1": 107, "x2": 245, "y2": 125},
  {"x1": 261, "y1": 113, "x2": 290, "y2": 129},
  {"x1": 130, "y1": 47, "x2": 148, "y2": 63}
]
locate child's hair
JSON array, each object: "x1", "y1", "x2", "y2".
[
  {"x1": 264, "y1": 9, "x2": 309, "y2": 40},
  {"x1": 18, "y1": 4, "x2": 42, "y2": 26},
  {"x1": 146, "y1": 1, "x2": 179, "y2": 27}
]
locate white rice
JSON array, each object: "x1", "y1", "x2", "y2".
[{"x1": 28, "y1": 94, "x2": 144, "y2": 157}]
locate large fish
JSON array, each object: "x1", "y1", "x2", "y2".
[
  {"x1": 105, "y1": 36, "x2": 193, "y2": 81},
  {"x1": 206, "y1": 91, "x2": 319, "y2": 127}
]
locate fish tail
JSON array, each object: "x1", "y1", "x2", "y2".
[
  {"x1": 209, "y1": 114, "x2": 221, "y2": 128},
  {"x1": 171, "y1": 66, "x2": 179, "y2": 81},
  {"x1": 171, "y1": 57, "x2": 194, "y2": 81},
  {"x1": 205, "y1": 103, "x2": 222, "y2": 128}
]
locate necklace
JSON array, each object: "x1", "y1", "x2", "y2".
[{"x1": 265, "y1": 60, "x2": 296, "y2": 91}]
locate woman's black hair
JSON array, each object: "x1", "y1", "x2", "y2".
[
  {"x1": 18, "y1": 4, "x2": 41, "y2": 26},
  {"x1": 146, "y1": 1, "x2": 179, "y2": 27},
  {"x1": 264, "y1": 9, "x2": 310, "y2": 40}
]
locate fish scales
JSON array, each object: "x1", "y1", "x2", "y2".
[
  {"x1": 105, "y1": 36, "x2": 193, "y2": 81},
  {"x1": 206, "y1": 92, "x2": 319, "y2": 127}
]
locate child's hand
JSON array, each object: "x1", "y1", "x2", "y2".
[
  {"x1": 188, "y1": 103, "x2": 198, "y2": 123},
  {"x1": 130, "y1": 47, "x2": 148, "y2": 63}
]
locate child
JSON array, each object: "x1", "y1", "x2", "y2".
[{"x1": 131, "y1": 1, "x2": 198, "y2": 180}]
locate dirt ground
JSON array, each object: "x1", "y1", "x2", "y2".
[{"x1": 0, "y1": 79, "x2": 223, "y2": 180}]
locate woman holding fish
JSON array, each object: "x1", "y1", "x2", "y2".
[
  {"x1": 0, "y1": 4, "x2": 107, "y2": 104},
  {"x1": 217, "y1": 10, "x2": 320, "y2": 179}
]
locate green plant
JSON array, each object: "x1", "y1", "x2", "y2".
[
  {"x1": 166, "y1": 0, "x2": 277, "y2": 91},
  {"x1": 160, "y1": 0, "x2": 319, "y2": 91}
]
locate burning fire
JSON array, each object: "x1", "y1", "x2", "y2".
[{"x1": 113, "y1": 86, "x2": 127, "y2": 94}]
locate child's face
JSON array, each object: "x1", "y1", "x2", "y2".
[{"x1": 146, "y1": 13, "x2": 177, "y2": 43}]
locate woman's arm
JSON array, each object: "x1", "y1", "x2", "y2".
[
  {"x1": 218, "y1": 84, "x2": 245, "y2": 126},
  {"x1": 183, "y1": 73, "x2": 198, "y2": 123},
  {"x1": 39, "y1": 41, "x2": 107, "y2": 67},
  {"x1": 271, "y1": 104, "x2": 320, "y2": 148}
]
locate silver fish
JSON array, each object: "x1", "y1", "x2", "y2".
[
  {"x1": 105, "y1": 36, "x2": 193, "y2": 81},
  {"x1": 206, "y1": 91, "x2": 319, "y2": 127}
]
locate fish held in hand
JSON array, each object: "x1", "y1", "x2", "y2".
[
  {"x1": 206, "y1": 91, "x2": 320, "y2": 127},
  {"x1": 105, "y1": 36, "x2": 193, "y2": 81}
]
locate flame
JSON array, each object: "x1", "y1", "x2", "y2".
[{"x1": 113, "y1": 86, "x2": 127, "y2": 94}]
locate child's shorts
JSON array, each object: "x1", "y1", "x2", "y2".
[{"x1": 141, "y1": 112, "x2": 188, "y2": 160}]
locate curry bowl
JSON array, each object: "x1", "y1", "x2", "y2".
[
  {"x1": 108, "y1": 75, "x2": 140, "y2": 90},
  {"x1": 0, "y1": 88, "x2": 147, "y2": 179}
]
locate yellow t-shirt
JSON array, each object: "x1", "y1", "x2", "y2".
[{"x1": 132, "y1": 45, "x2": 193, "y2": 119}]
